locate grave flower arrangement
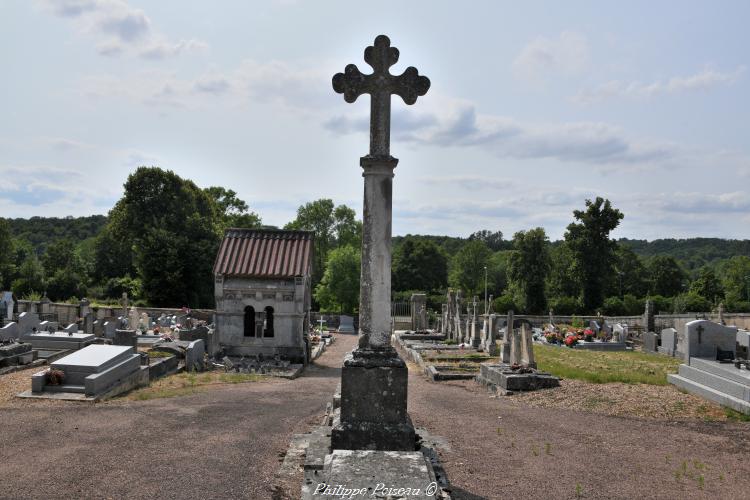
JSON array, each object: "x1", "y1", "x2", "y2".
[
  {"x1": 544, "y1": 332, "x2": 563, "y2": 344},
  {"x1": 583, "y1": 328, "x2": 595, "y2": 342},
  {"x1": 564, "y1": 334, "x2": 578, "y2": 347},
  {"x1": 45, "y1": 368, "x2": 66, "y2": 385}
]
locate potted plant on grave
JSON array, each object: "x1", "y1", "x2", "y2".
[
  {"x1": 564, "y1": 334, "x2": 578, "y2": 348},
  {"x1": 45, "y1": 368, "x2": 65, "y2": 385},
  {"x1": 583, "y1": 328, "x2": 595, "y2": 342}
]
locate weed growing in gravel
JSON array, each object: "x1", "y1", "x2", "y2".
[
  {"x1": 545, "y1": 443, "x2": 552, "y2": 455},
  {"x1": 724, "y1": 408, "x2": 750, "y2": 422},
  {"x1": 496, "y1": 427, "x2": 503, "y2": 435},
  {"x1": 575, "y1": 483, "x2": 582, "y2": 497},
  {"x1": 698, "y1": 475, "x2": 704, "y2": 490},
  {"x1": 535, "y1": 345, "x2": 681, "y2": 385},
  {"x1": 531, "y1": 445, "x2": 539, "y2": 457}
]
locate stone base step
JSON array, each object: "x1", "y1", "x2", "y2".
[
  {"x1": 668, "y1": 374, "x2": 750, "y2": 415},
  {"x1": 689, "y1": 357, "x2": 750, "y2": 387},
  {"x1": 678, "y1": 365, "x2": 750, "y2": 402}
]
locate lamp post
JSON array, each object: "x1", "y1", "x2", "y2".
[{"x1": 484, "y1": 265, "x2": 488, "y2": 315}]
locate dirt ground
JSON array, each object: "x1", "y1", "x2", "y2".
[{"x1": 1, "y1": 337, "x2": 749, "y2": 499}]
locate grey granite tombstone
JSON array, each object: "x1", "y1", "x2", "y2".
[
  {"x1": 500, "y1": 310, "x2": 513, "y2": 363},
  {"x1": 330, "y1": 35, "x2": 429, "y2": 452},
  {"x1": 114, "y1": 329, "x2": 138, "y2": 350},
  {"x1": 338, "y1": 315, "x2": 355, "y2": 334},
  {"x1": 484, "y1": 314, "x2": 497, "y2": 355},
  {"x1": 185, "y1": 339, "x2": 206, "y2": 372},
  {"x1": 659, "y1": 328, "x2": 679, "y2": 356},
  {"x1": 0, "y1": 322, "x2": 19, "y2": 341},
  {"x1": 103, "y1": 321, "x2": 117, "y2": 339},
  {"x1": 17, "y1": 312, "x2": 40, "y2": 335},
  {"x1": 520, "y1": 323, "x2": 536, "y2": 368},
  {"x1": 643, "y1": 331, "x2": 659, "y2": 353},
  {"x1": 683, "y1": 320, "x2": 737, "y2": 362}
]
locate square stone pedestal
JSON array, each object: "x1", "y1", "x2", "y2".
[{"x1": 331, "y1": 348, "x2": 416, "y2": 451}]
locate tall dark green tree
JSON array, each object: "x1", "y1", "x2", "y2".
[
  {"x1": 611, "y1": 245, "x2": 649, "y2": 298},
  {"x1": 468, "y1": 230, "x2": 507, "y2": 251},
  {"x1": 547, "y1": 243, "x2": 580, "y2": 300},
  {"x1": 565, "y1": 197, "x2": 624, "y2": 311},
  {"x1": 284, "y1": 199, "x2": 361, "y2": 286},
  {"x1": 42, "y1": 239, "x2": 88, "y2": 301},
  {"x1": 689, "y1": 267, "x2": 724, "y2": 304},
  {"x1": 392, "y1": 236, "x2": 448, "y2": 292},
  {"x1": 0, "y1": 219, "x2": 13, "y2": 288},
  {"x1": 99, "y1": 167, "x2": 221, "y2": 307},
  {"x1": 648, "y1": 255, "x2": 686, "y2": 297},
  {"x1": 508, "y1": 228, "x2": 550, "y2": 313},
  {"x1": 204, "y1": 186, "x2": 262, "y2": 230},
  {"x1": 314, "y1": 245, "x2": 361, "y2": 313},
  {"x1": 449, "y1": 239, "x2": 492, "y2": 297}
]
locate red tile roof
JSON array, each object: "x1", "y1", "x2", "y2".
[{"x1": 213, "y1": 229, "x2": 314, "y2": 278}]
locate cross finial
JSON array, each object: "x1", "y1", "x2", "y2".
[{"x1": 333, "y1": 35, "x2": 430, "y2": 158}]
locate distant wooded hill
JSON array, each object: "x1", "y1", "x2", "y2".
[
  {"x1": 618, "y1": 238, "x2": 750, "y2": 271},
  {"x1": 5, "y1": 217, "x2": 749, "y2": 270},
  {"x1": 5, "y1": 215, "x2": 108, "y2": 254}
]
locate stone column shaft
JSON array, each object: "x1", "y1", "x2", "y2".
[{"x1": 358, "y1": 157, "x2": 397, "y2": 348}]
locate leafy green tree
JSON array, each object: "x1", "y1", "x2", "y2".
[
  {"x1": 612, "y1": 245, "x2": 648, "y2": 298},
  {"x1": 392, "y1": 236, "x2": 447, "y2": 292},
  {"x1": 564, "y1": 197, "x2": 624, "y2": 312},
  {"x1": 93, "y1": 221, "x2": 135, "y2": 282},
  {"x1": 508, "y1": 228, "x2": 550, "y2": 313},
  {"x1": 204, "y1": 186, "x2": 262, "y2": 230},
  {"x1": 314, "y1": 245, "x2": 360, "y2": 313},
  {"x1": 0, "y1": 219, "x2": 13, "y2": 288},
  {"x1": 103, "y1": 167, "x2": 221, "y2": 307},
  {"x1": 487, "y1": 251, "x2": 511, "y2": 297},
  {"x1": 689, "y1": 268, "x2": 724, "y2": 304},
  {"x1": 719, "y1": 256, "x2": 750, "y2": 305},
  {"x1": 285, "y1": 199, "x2": 361, "y2": 286},
  {"x1": 672, "y1": 292, "x2": 711, "y2": 313},
  {"x1": 548, "y1": 296, "x2": 582, "y2": 315},
  {"x1": 11, "y1": 255, "x2": 45, "y2": 297},
  {"x1": 648, "y1": 256, "x2": 686, "y2": 297},
  {"x1": 547, "y1": 243, "x2": 580, "y2": 299},
  {"x1": 468, "y1": 230, "x2": 507, "y2": 251},
  {"x1": 449, "y1": 239, "x2": 492, "y2": 297},
  {"x1": 40, "y1": 238, "x2": 89, "y2": 300}
]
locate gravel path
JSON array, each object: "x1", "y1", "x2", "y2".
[
  {"x1": 407, "y1": 367, "x2": 750, "y2": 499},
  {"x1": 3, "y1": 337, "x2": 750, "y2": 499},
  {"x1": 0, "y1": 335, "x2": 358, "y2": 500}
]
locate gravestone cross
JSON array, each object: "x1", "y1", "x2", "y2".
[{"x1": 331, "y1": 35, "x2": 428, "y2": 451}]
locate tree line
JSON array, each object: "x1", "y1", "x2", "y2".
[{"x1": 1, "y1": 167, "x2": 749, "y2": 315}]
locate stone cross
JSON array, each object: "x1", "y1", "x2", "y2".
[
  {"x1": 331, "y1": 35, "x2": 428, "y2": 451},
  {"x1": 332, "y1": 35, "x2": 429, "y2": 350},
  {"x1": 333, "y1": 35, "x2": 430, "y2": 158}
]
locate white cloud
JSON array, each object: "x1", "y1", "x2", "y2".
[
  {"x1": 512, "y1": 31, "x2": 590, "y2": 82},
  {"x1": 574, "y1": 67, "x2": 746, "y2": 103},
  {"x1": 39, "y1": 0, "x2": 207, "y2": 59},
  {"x1": 326, "y1": 95, "x2": 674, "y2": 167}
]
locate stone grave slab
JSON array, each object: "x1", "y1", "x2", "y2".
[
  {"x1": 337, "y1": 315, "x2": 355, "y2": 334},
  {"x1": 22, "y1": 331, "x2": 96, "y2": 351}
]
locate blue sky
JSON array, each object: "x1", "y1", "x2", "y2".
[{"x1": 1, "y1": 1, "x2": 749, "y2": 240}]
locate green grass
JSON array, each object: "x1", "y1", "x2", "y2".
[
  {"x1": 535, "y1": 344, "x2": 682, "y2": 385},
  {"x1": 148, "y1": 350, "x2": 173, "y2": 358},
  {"x1": 126, "y1": 371, "x2": 266, "y2": 401}
]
